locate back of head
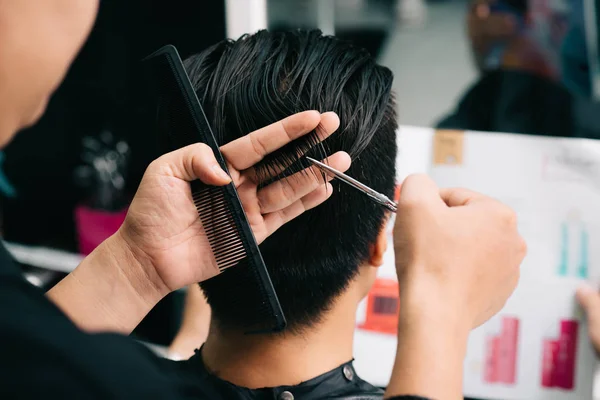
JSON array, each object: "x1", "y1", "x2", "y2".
[{"x1": 186, "y1": 30, "x2": 397, "y2": 333}]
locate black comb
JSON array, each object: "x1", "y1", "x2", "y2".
[{"x1": 142, "y1": 45, "x2": 286, "y2": 333}]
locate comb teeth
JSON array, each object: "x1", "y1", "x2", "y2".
[{"x1": 192, "y1": 183, "x2": 248, "y2": 272}]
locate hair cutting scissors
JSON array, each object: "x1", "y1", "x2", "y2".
[{"x1": 306, "y1": 157, "x2": 397, "y2": 213}]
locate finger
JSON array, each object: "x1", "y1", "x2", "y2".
[
  {"x1": 260, "y1": 182, "x2": 333, "y2": 239},
  {"x1": 577, "y1": 284, "x2": 600, "y2": 346},
  {"x1": 398, "y1": 174, "x2": 444, "y2": 208},
  {"x1": 439, "y1": 187, "x2": 490, "y2": 207},
  {"x1": 246, "y1": 112, "x2": 342, "y2": 181},
  {"x1": 221, "y1": 111, "x2": 339, "y2": 171},
  {"x1": 256, "y1": 151, "x2": 351, "y2": 214},
  {"x1": 149, "y1": 143, "x2": 231, "y2": 185}
]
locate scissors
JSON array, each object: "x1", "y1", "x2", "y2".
[{"x1": 306, "y1": 157, "x2": 397, "y2": 213}]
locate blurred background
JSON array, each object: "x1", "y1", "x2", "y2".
[{"x1": 2, "y1": 0, "x2": 599, "y2": 349}]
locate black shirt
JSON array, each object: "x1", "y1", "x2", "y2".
[
  {"x1": 166, "y1": 350, "x2": 384, "y2": 399},
  {"x1": 0, "y1": 243, "x2": 428, "y2": 399}
]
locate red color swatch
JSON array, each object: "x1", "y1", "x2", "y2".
[
  {"x1": 540, "y1": 319, "x2": 578, "y2": 390},
  {"x1": 359, "y1": 279, "x2": 399, "y2": 335}
]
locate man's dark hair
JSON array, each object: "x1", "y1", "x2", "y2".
[{"x1": 186, "y1": 30, "x2": 397, "y2": 332}]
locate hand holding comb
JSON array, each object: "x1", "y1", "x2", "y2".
[{"x1": 142, "y1": 45, "x2": 349, "y2": 333}]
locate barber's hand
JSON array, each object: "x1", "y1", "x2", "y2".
[
  {"x1": 576, "y1": 285, "x2": 600, "y2": 355},
  {"x1": 394, "y1": 174, "x2": 526, "y2": 330},
  {"x1": 385, "y1": 175, "x2": 526, "y2": 399},
  {"x1": 118, "y1": 111, "x2": 350, "y2": 294}
]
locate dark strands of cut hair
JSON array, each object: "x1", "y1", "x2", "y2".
[
  {"x1": 256, "y1": 122, "x2": 329, "y2": 188},
  {"x1": 185, "y1": 30, "x2": 398, "y2": 333}
]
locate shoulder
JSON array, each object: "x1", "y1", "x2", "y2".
[
  {"x1": 0, "y1": 328, "x2": 183, "y2": 398},
  {"x1": 157, "y1": 355, "x2": 241, "y2": 399}
]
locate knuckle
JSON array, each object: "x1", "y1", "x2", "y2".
[
  {"x1": 249, "y1": 132, "x2": 268, "y2": 157},
  {"x1": 280, "y1": 180, "x2": 297, "y2": 203},
  {"x1": 498, "y1": 206, "x2": 517, "y2": 227},
  {"x1": 255, "y1": 191, "x2": 268, "y2": 212},
  {"x1": 190, "y1": 142, "x2": 213, "y2": 157},
  {"x1": 274, "y1": 209, "x2": 288, "y2": 226},
  {"x1": 147, "y1": 157, "x2": 169, "y2": 175},
  {"x1": 518, "y1": 237, "x2": 528, "y2": 256}
]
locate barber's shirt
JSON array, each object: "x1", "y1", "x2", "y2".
[{"x1": 0, "y1": 242, "x2": 428, "y2": 399}]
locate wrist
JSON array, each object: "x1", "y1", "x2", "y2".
[
  {"x1": 399, "y1": 278, "x2": 472, "y2": 338},
  {"x1": 388, "y1": 312, "x2": 469, "y2": 400},
  {"x1": 384, "y1": 275, "x2": 471, "y2": 400},
  {"x1": 47, "y1": 232, "x2": 169, "y2": 333},
  {"x1": 107, "y1": 229, "x2": 171, "y2": 304}
]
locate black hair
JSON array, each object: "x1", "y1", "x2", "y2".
[{"x1": 186, "y1": 30, "x2": 397, "y2": 333}]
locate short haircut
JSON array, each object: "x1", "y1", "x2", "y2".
[{"x1": 186, "y1": 30, "x2": 397, "y2": 332}]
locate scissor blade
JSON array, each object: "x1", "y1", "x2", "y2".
[
  {"x1": 306, "y1": 157, "x2": 345, "y2": 179},
  {"x1": 306, "y1": 156, "x2": 382, "y2": 196},
  {"x1": 306, "y1": 157, "x2": 368, "y2": 192},
  {"x1": 306, "y1": 156, "x2": 398, "y2": 213}
]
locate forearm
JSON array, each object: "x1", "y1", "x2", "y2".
[
  {"x1": 385, "y1": 290, "x2": 470, "y2": 400},
  {"x1": 47, "y1": 230, "x2": 168, "y2": 333}
]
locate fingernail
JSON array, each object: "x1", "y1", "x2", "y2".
[{"x1": 212, "y1": 165, "x2": 231, "y2": 182}]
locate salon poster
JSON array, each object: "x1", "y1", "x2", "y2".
[{"x1": 353, "y1": 126, "x2": 600, "y2": 400}]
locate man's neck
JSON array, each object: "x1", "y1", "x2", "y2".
[{"x1": 201, "y1": 289, "x2": 361, "y2": 389}]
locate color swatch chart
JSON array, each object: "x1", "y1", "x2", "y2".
[
  {"x1": 541, "y1": 320, "x2": 579, "y2": 390},
  {"x1": 484, "y1": 317, "x2": 520, "y2": 385}
]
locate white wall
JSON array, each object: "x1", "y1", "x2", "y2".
[{"x1": 225, "y1": 0, "x2": 268, "y2": 39}]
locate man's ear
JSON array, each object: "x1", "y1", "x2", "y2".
[{"x1": 368, "y1": 227, "x2": 388, "y2": 267}]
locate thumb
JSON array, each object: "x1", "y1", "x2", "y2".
[
  {"x1": 439, "y1": 187, "x2": 490, "y2": 207},
  {"x1": 399, "y1": 174, "x2": 445, "y2": 208},
  {"x1": 577, "y1": 284, "x2": 600, "y2": 347},
  {"x1": 150, "y1": 143, "x2": 232, "y2": 185}
]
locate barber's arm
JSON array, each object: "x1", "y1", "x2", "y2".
[
  {"x1": 47, "y1": 110, "x2": 350, "y2": 333},
  {"x1": 385, "y1": 175, "x2": 526, "y2": 400}
]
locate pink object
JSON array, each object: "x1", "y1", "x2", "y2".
[
  {"x1": 491, "y1": 337, "x2": 501, "y2": 382},
  {"x1": 541, "y1": 339, "x2": 558, "y2": 387},
  {"x1": 484, "y1": 336, "x2": 499, "y2": 383},
  {"x1": 555, "y1": 320, "x2": 578, "y2": 390},
  {"x1": 498, "y1": 317, "x2": 519, "y2": 384},
  {"x1": 540, "y1": 320, "x2": 579, "y2": 390},
  {"x1": 484, "y1": 317, "x2": 520, "y2": 385},
  {"x1": 74, "y1": 205, "x2": 128, "y2": 255}
]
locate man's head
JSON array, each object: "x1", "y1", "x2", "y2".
[
  {"x1": 0, "y1": 0, "x2": 98, "y2": 144},
  {"x1": 189, "y1": 30, "x2": 397, "y2": 333}
]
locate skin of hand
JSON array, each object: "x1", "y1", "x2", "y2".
[
  {"x1": 385, "y1": 175, "x2": 527, "y2": 400},
  {"x1": 576, "y1": 285, "x2": 600, "y2": 356},
  {"x1": 120, "y1": 110, "x2": 349, "y2": 293},
  {"x1": 48, "y1": 111, "x2": 351, "y2": 333}
]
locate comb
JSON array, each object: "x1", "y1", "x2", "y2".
[{"x1": 142, "y1": 45, "x2": 286, "y2": 333}]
